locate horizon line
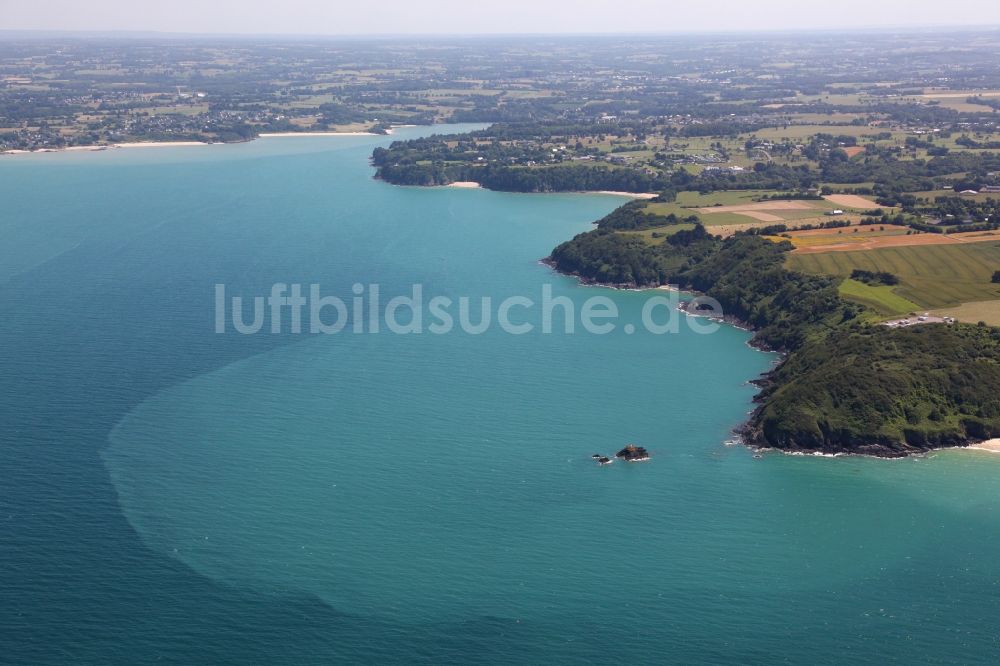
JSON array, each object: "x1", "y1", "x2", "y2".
[{"x1": 2, "y1": 25, "x2": 1000, "y2": 39}]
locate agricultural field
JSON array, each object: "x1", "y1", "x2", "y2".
[
  {"x1": 785, "y1": 227, "x2": 1000, "y2": 253},
  {"x1": 918, "y1": 89, "x2": 1000, "y2": 113},
  {"x1": 822, "y1": 182, "x2": 877, "y2": 192},
  {"x1": 788, "y1": 241, "x2": 1000, "y2": 309},
  {"x1": 772, "y1": 225, "x2": 909, "y2": 249},
  {"x1": 931, "y1": 299, "x2": 1000, "y2": 326},
  {"x1": 642, "y1": 191, "x2": 842, "y2": 227},
  {"x1": 785, "y1": 112, "x2": 864, "y2": 124},
  {"x1": 822, "y1": 194, "x2": 881, "y2": 209},
  {"x1": 910, "y1": 189, "x2": 1000, "y2": 204}
]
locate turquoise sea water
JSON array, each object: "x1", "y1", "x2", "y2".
[{"x1": 3, "y1": 127, "x2": 1000, "y2": 664}]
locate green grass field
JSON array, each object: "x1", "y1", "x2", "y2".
[
  {"x1": 822, "y1": 181, "x2": 877, "y2": 191},
  {"x1": 788, "y1": 242, "x2": 1000, "y2": 308},
  {"x1": 620, "y1": 223, "x2": 696, "y2": 245},
  {"x1": 837, "y1": 278, "x2": 922, "y2": 316},
  {"x1": 643, "y1": 202, "x2": 753, "y2": 226},
  {"x1": 673, "y1": 190, "x2": 771, "y2": 206}
]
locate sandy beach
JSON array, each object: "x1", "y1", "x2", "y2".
[
  {"x1": 114, "y1": 141, "x2": 208, "y2": 148},
  {"x1": 967, "y1": 439, "x2": 1000, "y2": 453},
  {"x1": 594, "y1": 191, "x2": 659, "y2": 199},
  {"x1": 442, "y1": 184, "x2": 657, "y2": 195},
  {"x1": 257, "y1": 131, "x2": 375, "y2": 137},
  {"x1": 1, "y1": 133, "x2": 374, "y2": 156},
  {"x1": 2, "y1": 142, "x2": 205, "y2": 155}
]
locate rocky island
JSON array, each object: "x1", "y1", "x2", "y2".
[{"x1": 616, "y1": 445, "x2": 651, "y2": 462}]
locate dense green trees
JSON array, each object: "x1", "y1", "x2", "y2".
[
  {"x1": 747, "y1": 324, "x2": 1000, "y2": 455},
  {"x1": 592, "y1": 201, "x2": 690, "y2": 231},
  {"x1": 669, "y1": 235, "x2": 853, "y2": 351},
  {"x1": 475, "y1": 164, "x2": 672, "y2": 193},
  {"x1": 850, "y1": 269, "x2": 900, "y2": 286},
  {"x1": 550, "y1": 227, "x2": 851, "y2": 350},
  {"x1": 822, "y1": 151, "x2": 1000, "y2": 192},
  {"x1": 548, "y1": 230, "x2": 677, "y2": 286}
]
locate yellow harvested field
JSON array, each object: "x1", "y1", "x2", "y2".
[
  {"x1": 931, "y1": 300, "x2": 1000, "y2": 326},
  {"x1": 789, "y1": 229, "x2": 1000, "y2": 254},
  {"x1": 731, "y1": 211, "x2": 784, "y2": 222},
  {"x1": 918, "y1": 90, "x2": 1000, "y2": 112},
  {"x1": 773, "y1": 227, "x2": 906, "y2": 248},
  {"x1": 957, "y1": 231, "x2": 1000, "y2": 241},
  {"x1": 704, "y1": 216, "x2": 859, "y2": 238},
  {"x1": 823, "y1": 194, "x2": 880, "y2": 209}
]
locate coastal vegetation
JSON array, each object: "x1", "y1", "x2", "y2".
[
  {"x1": 747, "y1": 323, "x2": 1000, "y2": 455},
  {"x1": 372, "y1": 156, "x2": 675, "y2": 193},
  {"x1": 551, "y1": 228, "x2": 853, "y2": 350}
]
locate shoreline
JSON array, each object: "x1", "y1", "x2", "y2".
[
  {"x1": 540, "y1": 257, "x2": 775, "y2": 342},
  {"x1": 965, "y1": 439, "x2": 1000, "y2": 454},
  {"x1": 1, "y1": 127, "x2": 405, "y2": 156},
  {"x1": 735, "y1": 423, "x2": 1000, "y2": 460},
  {"x1": 433, "y1": 181, "x2": 656, "y2": 198},
  {"x1": 747, "y1": 438, "x2": 1000, "y2": 460},
  {"x1": 593, "y1": 191, "x2": 659, "y2": 199},
  {"x1": 540, "y1": 258, "x2": 764, "y2": 332},
  {"x1": 115, "y1": 141, "x2": 209, "y2": 148},
  {"x1": 1, "y1": 140, "x2": 211, "y2": 155}
]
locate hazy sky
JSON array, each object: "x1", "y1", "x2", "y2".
[{"x1": 4, "y1": 0, "x2": 1000, "y2": 34}]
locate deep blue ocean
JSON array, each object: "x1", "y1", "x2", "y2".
[{"x1": 3, "y1": 126, "x2": 1000, "y2": 664}]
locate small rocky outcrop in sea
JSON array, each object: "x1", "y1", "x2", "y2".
[
  {"x1": 615, "y1": 444, "x2": 650, "y2": 462},
  {"x1": 591, "y1": 454, "x2": 613, "y2": 465}
]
